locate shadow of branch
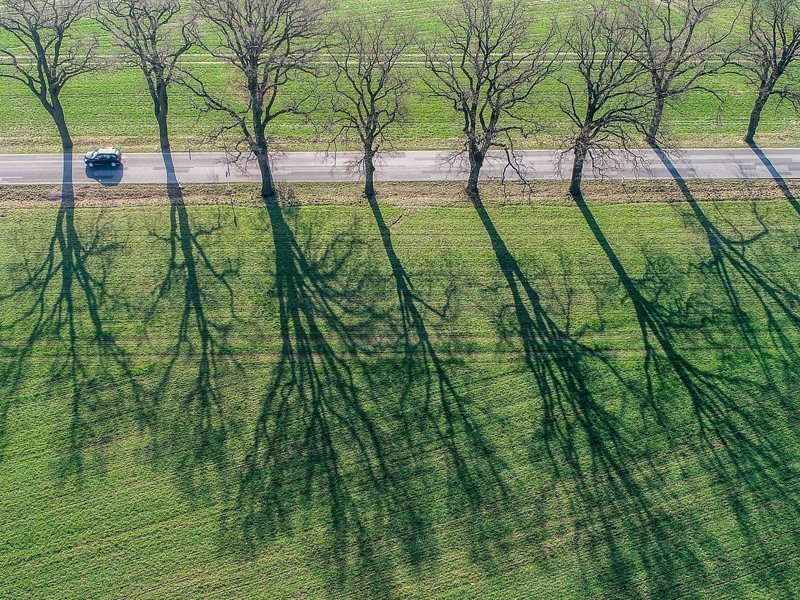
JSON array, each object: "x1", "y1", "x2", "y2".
[
  {"x1": 228, "y1": 192, "x2": 430, "y2": 593},
  {"x1": 365, "y1": 191, "x2": 513, "y2": 567},
  {"x1": 570, "y1": 180, "x2": 800, "y2": 563},
  {"x1": 0, "y1": 151, "x2": 144, "y2": 481},
  {"x1": 469, "y1": 190, "x2": 710, "y2": 593},
  {"x1": 653, "y1": 145, "x2": 800, "y2": 395},
  {"x1": 145, "y1": 150, "x2": 242, "y2": 496}
]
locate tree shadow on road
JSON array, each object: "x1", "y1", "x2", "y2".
[
  {"x1": 0, "y1": 151, "x2": 144, "y2": 481},
  {"x1": 747, "y1": 142, "x2": 800, "y2": 218},
  {"x1": 146, "y1": 151, "x2": 241, "y2": 498}
]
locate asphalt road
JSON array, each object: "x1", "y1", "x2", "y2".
[{"x1": 0, "y1": 147, "x2": 798, "y2": 185}]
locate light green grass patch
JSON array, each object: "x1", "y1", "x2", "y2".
[{"x1": 1, "y1": 0, "x2": 799, "y2": 151}]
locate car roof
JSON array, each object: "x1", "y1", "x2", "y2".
[{"x1": 96, "y1": 147, "x2": 119, "y2": 154}]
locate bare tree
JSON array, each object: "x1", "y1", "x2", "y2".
[
  {"x1": 0, "y1": 0, "x2": 98, "y2": 149},
  {"x1": 96, "y1": 0, "x2": 195, "y2": 150},
  {"x1": 626, "y1": 0, "x2": 738, "y2": 145},
  {"x1": 182, "y1": 0, "x2": 329, "y2": 199},
  {"x1": 327, "y1": 15, "x2": 413, "y2": 198},
  {"x1": 560, "y1": 2, "x2": 654, "y2": 197},
  {"x1": 422, "y1": 0, "x2": 557, "y2": 201},
  {"x1": 740, "y1": 0, "x2": 800, "y2": 144}
]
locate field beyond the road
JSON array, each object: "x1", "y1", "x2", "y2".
[
  {"x1": 0, "y1": 0, "x2": 796, "y2": 152},
  {"x1": 1, "y1": 180, "x2": 800, "y2": 597}
]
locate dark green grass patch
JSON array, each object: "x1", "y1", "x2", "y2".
[{"x1": 1, "y1": 182, "x2": 800, "y2": 598}]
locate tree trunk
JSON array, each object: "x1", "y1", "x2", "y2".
[
  {"x1": 256, "y1": 146, "x2": 276, "y2": 200},
  {"x1": 155, "y1": 83, "x2": 171, "y2": 150},
  {"x1": 647, "y1": 97, "x2": 665, "y2": 146},
  {"x1": 246, "y1": 77, "x2": 276, "y2": 200},
  {"x1": 569, "y1": 140, "x2": 589, "y2": 198},
  {"x1": 745, "y1": 85, "x2": 771, "y2": 145},
  {"x1": 156, "y1": 110, "x2": 170, "y2": 151},
  {"x1": 51, "y1": 98, "x2": 73, "y2": 150},
  {"x1": 466, "y1": 146, "x2": 485, "y2": 201},
  {"x1": 364, "y1": 144, "x2": 376, "y2": 198}
]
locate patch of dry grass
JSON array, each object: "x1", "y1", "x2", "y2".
[{"x1": 1, "y1": 177, "x2": 798, "y2": 210}]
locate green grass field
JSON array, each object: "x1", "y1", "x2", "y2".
[
  {"x1": 1, "y1": 0, "x2": 799, "y2": 152},
  {"x1": 1, "y1": 175, "x2": 800, "y2": 597}
]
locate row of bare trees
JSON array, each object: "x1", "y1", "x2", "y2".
[{"x1": 2, "y1": 0, "x2": 800, "y2": 198}]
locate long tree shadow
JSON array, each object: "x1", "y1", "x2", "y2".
[
  {"x1": 651, "y1": 145, "x2": 800, "y2": 493},
  {"x1": 571, "y1": 183, "x2": 800, "y2": 591},
  {"x1": 469, "y1": 191, "x2": 705, "y2": 594},
  {"x1": 365, "y1": 191, "x2": 512, "y2": 568},
  {"x1": 0, "y1": 151, "x2": 143, "y2": 481},
  {"x1": 747, "y1": 142, "x2": 800, "y2": 218},
  {"x1": 654, "y1": 145, "x2": 800, "y2": 385},
  {"x1": 146, "y1": 151, "x2": 240, "y2": 496},
  {"x1": 229, "y1": 192, "x2": 436, "y2": 594},
  {"x1": 471, "y1": 192, "x2": 626, "y2": 482}
]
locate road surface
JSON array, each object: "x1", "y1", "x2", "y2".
[{"x1": 0, "y1": 147, "x2": 797, "y2": 185}]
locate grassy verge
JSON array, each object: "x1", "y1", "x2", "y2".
[
  {"x1": 2, "y1": 177, "x2": 800, "y2": 207},
  {"x1": 3, "y1": 0, "x2": 794, "y2": 151},
  {"x1": 1, "y1": 180, "x2": 799, "y2": 598},
  {"x1": 3, "y1": 64, "x2": 800, "y2": 153}
]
